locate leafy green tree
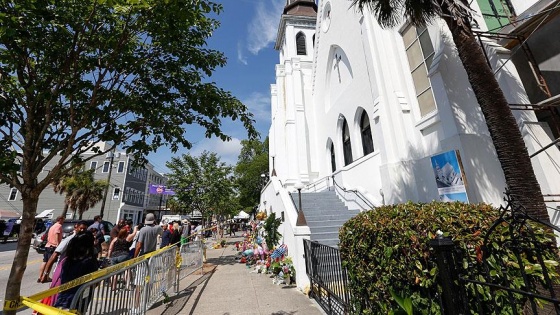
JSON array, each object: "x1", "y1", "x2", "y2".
[
  {"x1": 166, "y1": 151, "x2": 237, "y2": 223},
  {"x1": 0, "y1": 0, "x2": 255, "y2": 310},
  {"x1": 351, "y1": 0, "x2": 550, "y2": 225},
  {"x1": 234, "y1": 138, "x2": 269, "y2": 214}
]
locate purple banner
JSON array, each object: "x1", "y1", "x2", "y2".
[{"x1": 149, "y1": 184, "x2": 176, "y2": 195}]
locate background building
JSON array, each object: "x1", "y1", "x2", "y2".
[{"x1": 0, "y1": 142, "x2": 167, "y2": 225}]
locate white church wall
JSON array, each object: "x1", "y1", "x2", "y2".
[
  {"x1": 270, "y1": 0, "x2": 560, "y2": 220},
  {"x1": 259, "y1": 177, "x2": 311, "y2": 290}
]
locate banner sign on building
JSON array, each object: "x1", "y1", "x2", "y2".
[
  {"x1": 148, "y1": 184, "x2": 176, "y2": 195},
  {"x1": 430, "y1": 150, "x2": 469, "y2": 203}
]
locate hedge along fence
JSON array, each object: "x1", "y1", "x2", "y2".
[{"x1": 338, "y1": 201, "x2": 560, "y2": 314}]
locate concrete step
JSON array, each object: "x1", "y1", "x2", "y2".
[
  {"x1": 309, "y1": 226, "x2": 343, "y2": 234},
  {"x1": 290, "y1": 190, "x2": 358, "y2": 247},
  {"x1": 302, "y1": 209, "x2": 359, "y2": 216},
  {"x1": 311, "y1": 231, "x2": 340, "y2": 240},
  {"x1": 306, "y1": 219, "x2": 349, "y2": 229},
  {"x1": 304, "y1": 214, "x2": 355, "y2": 222}
]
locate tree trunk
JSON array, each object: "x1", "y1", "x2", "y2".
[
  {"x1": 3, "y1": 190, "x2": 39, "y2": 315},
  {"x1": 443, "y1": 15, "x2": 550, "y2": 224},
  {"x1": 61, "y1": 203, "x2": 69, "y2": 218}
]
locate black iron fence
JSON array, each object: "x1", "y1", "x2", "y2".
[
  {"x1": 431, "y1": 192, "x2": 560, "y2": 314},
  {"x1": 303, "y1": 239, "x2": 351, "y2": 315}
]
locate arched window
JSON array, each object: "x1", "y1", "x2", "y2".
[
  {"x1": 342, "y1": 118, "x2": 353, "y2": 166},
  {"x1": 330, "y1": 142, "x2": 336, "y2": 172},
  {"x1": 296, "y1": 32, "x2": 306, "y2": 55},
  {"x1": 360, "y1": 111, "x2": 374, "y2": 155}
]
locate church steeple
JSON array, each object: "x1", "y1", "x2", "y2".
[
  {"x1": 283, "y1": 0, "x2": 317, "y2": 16},
  {"x1": 275, "y1": 0, "x2": 317, "y2": 51}
]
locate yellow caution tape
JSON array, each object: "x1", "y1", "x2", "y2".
[
  {"x1": 27, "y1": 246, "x2": 175, "y2": 303},
  {"x1": 3, "y1": 298, "x2": 22, "y2": 311},
  {"x1": 20, "y1": 296, "x2": 77, "y2": 315},
  {"x1": 19, "y1": 232, "x2": 210, "y2": 312}
]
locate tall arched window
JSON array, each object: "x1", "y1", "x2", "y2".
[
  {"x1": 296, "y1": 32, "x2": 306, "y2": 55},
  {"x1": 342, "y1": 118, "x2": 353, "y2": 166},
  {"x1": 360, "y1": 111, "x2": 374, "y2": 155},
  {"x1": 330, "y1": 142, "x2": 336, "y2": 172}
]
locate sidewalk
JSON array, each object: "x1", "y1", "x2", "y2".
[{"x1": 147, "y1": 236, "x2": 325, "y2": 315}]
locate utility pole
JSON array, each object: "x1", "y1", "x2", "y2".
[{"x1": 99, "y1": 150, "x2": 115, "y2": 218}]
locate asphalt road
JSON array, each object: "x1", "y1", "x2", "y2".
[{"x1": 0, "y1": 239, "x2": 51, "y2": 314}]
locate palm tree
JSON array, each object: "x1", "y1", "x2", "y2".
[
  {"x1": 51, "y1": 163, "x2": 84, "y2": 218},
  {"x1": 52, "y1": 175, "x2": 72, "y2": 218},
  {"x1": 53, "y1": 169, "x2": 106, "y2": 219},
  {"x1": 67, "y1": 170, "x2": 106, "y2": 219},
  {"x1": 352, "y1": 0, "x2": 550, "y2": 225}
]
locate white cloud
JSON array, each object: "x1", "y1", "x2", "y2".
[
  {"x1": 190, "y1": 137, "x2": 243, "y2": 166},
  {"x1": 237, "y1": 41, "x2": 248, "y2": 65},
  {"x1": 241, "y1": 92, "x2": 270, "y2": 122},
  {"x1": 247, "y1": 0, "x2": 285, "y2": 55}
]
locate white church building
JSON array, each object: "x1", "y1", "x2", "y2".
[{"x1": 260, "y1": 0, "x2": 560, "y2": 289}]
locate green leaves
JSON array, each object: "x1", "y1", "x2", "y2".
[
  {"x1": 263, "y1": 212, "x2": 282, "y2": 248},
  {"x1": 390, "y1": 290, "x2": 413, "y2": 315},
  {"x1": 0, "y1": 0, "x2": 256, "y2": 191},
  {"x1": 165, "y1": 151, "x2": 236, "y2": 220},
  {"x1": 339, "y1": 201, "x2": 560, "y2": 314},
  {"x1": 233, "y1": 138, "x2": 268, "y2": 214}
]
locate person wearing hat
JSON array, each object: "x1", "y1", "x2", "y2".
[{"x1": 133, "y1": 213, "x2": 163, "y2": 258}]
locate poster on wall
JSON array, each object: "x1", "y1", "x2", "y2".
[{"x1": 430, "y1": 150, "x2": 469, "y2": 203}]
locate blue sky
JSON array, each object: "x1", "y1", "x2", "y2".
[{"x1": 148, "y1": 0, "x2": 286, "y2": 173}]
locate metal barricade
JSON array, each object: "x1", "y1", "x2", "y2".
[
  {"x1": 178, "y1": 240, "x2": 203, "y2": 280},
  {"x1": 22, "y1": 240, "x2": 204, "y2": 315},
  {"x1": 70, "y1": 245, "x2": 181, "y2": 314},
  {"x1": 144, "y1": 245, "x2": 178, "y2": 307},
  {"x1": 71, "y1": 259, "x2": 149, "y2": 315}
]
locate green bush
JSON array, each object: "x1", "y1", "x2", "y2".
[{"x1": 339, "y1": 201, "x2": 559, "y2": 314}]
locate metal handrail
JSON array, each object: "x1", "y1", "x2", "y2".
[
  {"x1": 331, "y1": 175, "x2": 376, "y2": 209},
  {"x1": 302, "y1": 176, "x2": 331, "y2": 192}
]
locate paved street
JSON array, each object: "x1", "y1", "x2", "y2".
[{"x1": 0, "y1": 240, "x2": 50, "y2": 314}]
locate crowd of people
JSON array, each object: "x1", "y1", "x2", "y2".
[{"x1": 33, "y1": 213, "x2": 204, "y2": 312}]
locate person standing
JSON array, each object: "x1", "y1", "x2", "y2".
[
  {"x1": 160, "y1": 223, "x2": 171, "y2": 248},
  {"x1": 53, "y1": 231, "x2": 98, "y2": 310},
  {"x1": 170, "y1": 222, "x2": 181, "y2": 246},
  {"x1": 88, "y1": 215, "x2": 105, "y2": 257},
  {"x1": 180, "y1": 220, "x2": 191, "y2": 245},
  {"x1": 132, "y1": 214, "x2": 162, "y2": 313},
  {"x1": 127, "y1": 223, "x2": 143, "y2": 257},
  {"x1": 110, "y1": 219, "x2": 125, "y2": 242},
  {"x1": 38, "y1": 216, "x2": 64, "y2": 283},
  {"x1": 133, "y1": 213, "x2": 163, "y2": 258},
  {"x1": 108, "y1": 228, "x2": 131, "y2": 265},
  {"x1": 39, "y1": 221, "x2": 89, "y2": 284}
]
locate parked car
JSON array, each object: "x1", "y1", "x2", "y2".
[
  {"x1": 1, "y1": 218, "x2": 21, "y2": 243},
  {"x1": 32, "y1": 219, "x2": 114, "y2": 253}
]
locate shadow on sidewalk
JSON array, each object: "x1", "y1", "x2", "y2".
[
  {"x1": 205, "y1": 254, "x2": 238, "y2": 266},
  {"x1": 147, "y1": 265, "x2": 217, "y2": 315}
]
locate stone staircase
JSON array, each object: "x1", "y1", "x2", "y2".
[{"x1": 291, "y1": 190, "x2": 360, "y2": 247}]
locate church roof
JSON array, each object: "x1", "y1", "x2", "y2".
[{"x1": 283, "y1": 0, "x2": 317, "y2": 17}]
